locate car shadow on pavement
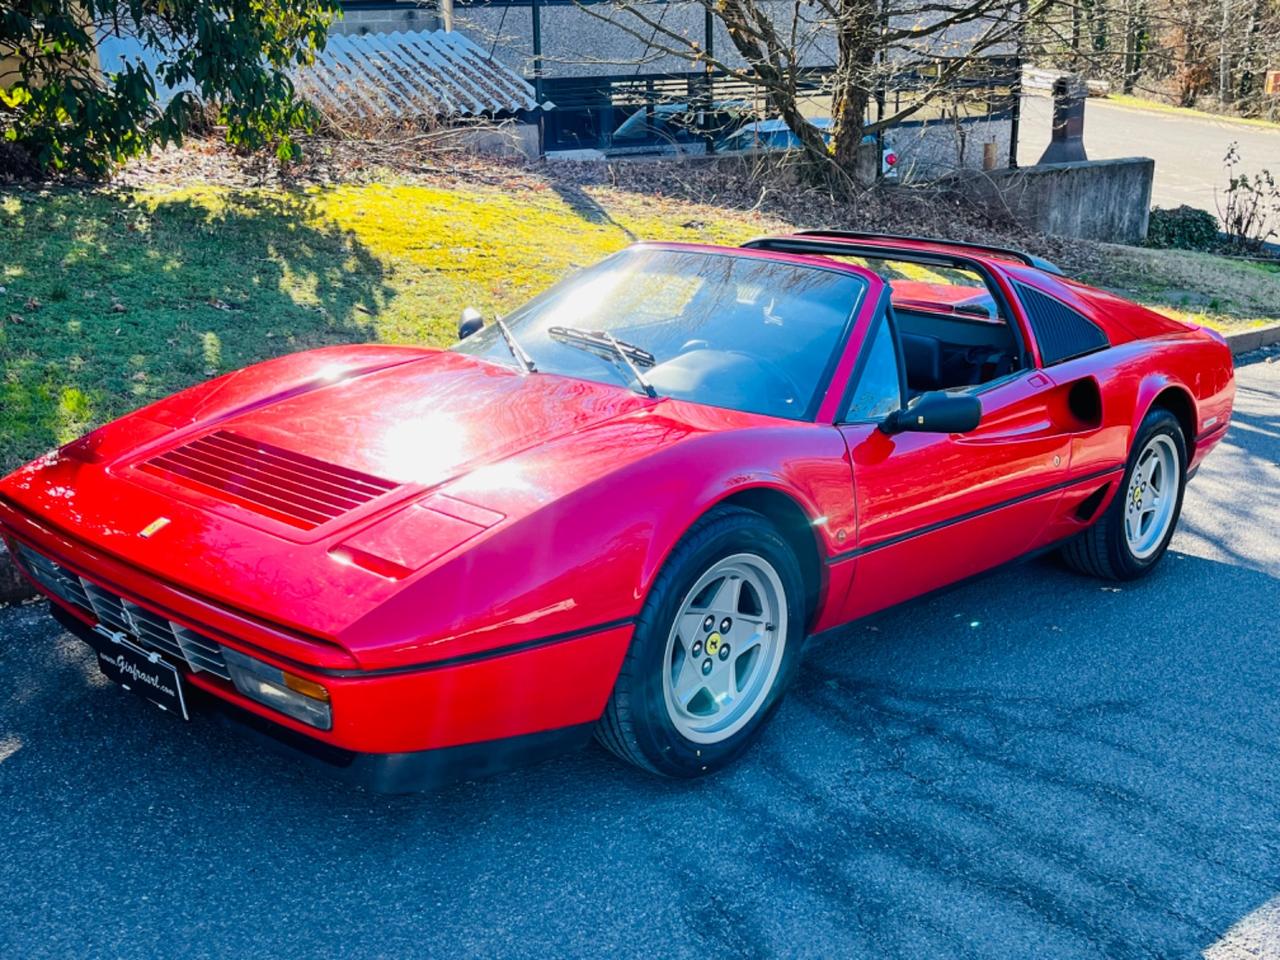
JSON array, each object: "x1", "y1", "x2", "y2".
[{"x1": 2, "y1": 545, "x2": 1278, "y2": 958}]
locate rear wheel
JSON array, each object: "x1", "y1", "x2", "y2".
[
  {"x1": 596, "y1": 505, "x2": 805, "y2": 777},
  {"x1": 1061, "y1": 408, "x2": 1187, "y2": 580}
]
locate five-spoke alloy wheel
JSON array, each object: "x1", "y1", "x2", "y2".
[
  {"x1": 663, "y1": 554, "x2": 788, "y2": 745},
  {"x1": 596, "y1": 505, "x2": 805, "y2": 777},
  {"x1": 1123, "y1": 433, "x2": 1179, "y2": 560}
]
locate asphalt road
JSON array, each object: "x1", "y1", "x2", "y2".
[
  {"x1": 1018, "y1": 95, "x2": 1280, "y2": 217},
  {"x1": 1, "y1": 355, "x2": 1278, "y2": 959}
]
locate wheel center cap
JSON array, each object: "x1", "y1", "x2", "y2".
[{"x1": 706, "y1": 633, "x2": 722, "y2": 656}]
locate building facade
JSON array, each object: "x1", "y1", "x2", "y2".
[{"x1": 335, "y1": 0, "x2": 1020, "y2": 172}]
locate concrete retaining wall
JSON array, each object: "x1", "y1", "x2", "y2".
[
  {"x1": 952, "y1": 156, "x2": 1155, "y2": 243},
  {"x1": 459, "y1": 122, "x2": 541, "y2": 160}
]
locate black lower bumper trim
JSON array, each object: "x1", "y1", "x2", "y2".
[
  {"x1": 213, "y1": 699, "x2": 593, "y2": 794},
  {"x1": 51, "y1": 602, "x2": 594, "y2": 794}
]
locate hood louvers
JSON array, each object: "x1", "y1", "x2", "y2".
[{"x1": 140, "y1": 430, "x2": 398, "y2": 530}]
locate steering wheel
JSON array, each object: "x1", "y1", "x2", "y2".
[{"x1": 749, "y1": 354, "x2": 804, "y2": 410}]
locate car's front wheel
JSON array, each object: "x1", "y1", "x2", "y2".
[
  {"x1": 596, "y1": 505, "x2": 805, "y2": 777},
  {"x1": 1061, "y1": 407, "x2": 1188, "y2": 580}
]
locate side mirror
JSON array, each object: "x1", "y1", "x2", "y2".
[
  {"x1": 459, "y1": 307, "x2": 484, "y2": 340},
  {"x1": 880, "y1": 390, "x2": 982, "y2": 435}
]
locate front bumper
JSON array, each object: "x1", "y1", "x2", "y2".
[
  {"x1": 50, "y1": 601, "x2": 599, "y2": 793},
  {"x1": 4, "y1": 515, "x2": 633, "y2": 790}
]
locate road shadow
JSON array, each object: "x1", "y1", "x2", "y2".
[{"x1": 1, "y1": 544, "x2": 1278, "y2": 957}]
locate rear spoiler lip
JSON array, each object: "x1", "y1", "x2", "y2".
[{"x1": 753, "y1": 229, "x2": 1065, "y2": 276}]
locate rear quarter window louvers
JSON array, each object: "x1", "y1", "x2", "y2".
[{"x1": 1015, "y1": 283, "x2": 1110, "y2": 366}]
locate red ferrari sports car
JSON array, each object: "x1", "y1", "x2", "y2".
[{"x1": 0, "y1": 231, "x2": 1235, "y2": 791}]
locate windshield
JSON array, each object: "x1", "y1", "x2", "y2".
[{"x1": 452, "y1": 248, "x2": 866, "y2": 420}]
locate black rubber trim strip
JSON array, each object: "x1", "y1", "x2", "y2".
[
  {"x1": 312, "y1": 618, "x2": 638, "y2": 678},
  {"x1": 825, "y1": 465, "x2": 1124, "y2": 565},
  {"x1": 781, "y1": 229, "x2": 1064, "y2": 274}
]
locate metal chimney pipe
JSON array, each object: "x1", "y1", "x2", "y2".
[{"x1": 440, "y1": 0, "x2": 454, "y2": 32}]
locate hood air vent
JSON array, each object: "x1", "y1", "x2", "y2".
[{"x1": 141, "y1": 430, "x2": 398, "y2": 530}]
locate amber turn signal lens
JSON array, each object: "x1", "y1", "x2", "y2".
[{"x1": 283, "y1": 672, "x2": 331, "y2": 702}]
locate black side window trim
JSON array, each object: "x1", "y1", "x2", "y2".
[{"x1": 836, "y1": 288, "x2": 907, "y2": 425}]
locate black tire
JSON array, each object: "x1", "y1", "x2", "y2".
[
  {"x1": 1061, "y1": 407, "x2": 1188, "y2": 581},
  {"x1": 595, "y1": 505, "x2": 806, "y2": 778}
]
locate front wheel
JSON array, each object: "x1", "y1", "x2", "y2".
[
  {"x1": 1061, "y1": 407, "x2": 1188, "y2": 580},
  {"x1": 595, "y1": 505, "x2": 806, "y2": 777}
]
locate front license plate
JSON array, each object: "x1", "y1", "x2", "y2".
[{"x1": 95, "y1": 632, "x2": 190, "y2": 721}]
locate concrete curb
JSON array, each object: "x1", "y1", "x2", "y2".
[
  {"x1": 3, "y1": 321, "x2": 1278, "y2": 605},
  {"x1": 1223, "y1": 322, "x2": 1280, "y2": 356}
]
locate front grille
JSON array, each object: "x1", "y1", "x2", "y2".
[
  {"x1": 15, "y1": 543, "x2": 231, "y2": 681},
  {"x1": 139, "y1": 430, "x2": 399, "y2": 530}
]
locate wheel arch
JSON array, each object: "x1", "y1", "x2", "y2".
[
  {"x1": 1141, "y1": 381, "x2": 1197, "y2": 459},
  {"x1": 715, "y1": 486, "x2": 825, "y2": 630}
]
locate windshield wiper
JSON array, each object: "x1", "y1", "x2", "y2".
[
  {"x1": 548, "y1": 326, "x2": 658, "y2": 398},
  {"x1": 494, "y1": 316, "x2": 536, "y2": 374}
]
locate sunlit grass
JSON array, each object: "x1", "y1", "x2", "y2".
[
  {"x1": 1080, "y1": 244, "x2": 1280, "y2": 331},
  {"x1": 0, "y1": 181, "x2": 767, "y2": 471},
  {"x1": 1103, "y1": 94, "x2": 1280, "y2": 132},
  {"x1": 2, "y1": 180, "x2": 1273, "y2": 473}
]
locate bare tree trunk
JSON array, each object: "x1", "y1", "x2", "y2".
[
  {"x1": 1121, "y1": 0, "x2": 1146, "y2": 94},
  {"x1": 830, "y1": 0, "x2": 880, "y2": 174}
]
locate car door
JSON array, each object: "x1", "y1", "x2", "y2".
[{"x1": 832, "y1": 307, "x2": 1074, "y2": 622}]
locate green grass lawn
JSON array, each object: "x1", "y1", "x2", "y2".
[
  {"x1": 2, "y1": 178, "x2": 1276, "y2": 473},
  {"x1": 0, "y1": 181, "x2": 768, "y2": 471},
  {"x1": 1078, "y1": 244, "x2": 1280, "y2": 331}
]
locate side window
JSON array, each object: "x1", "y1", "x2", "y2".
[{"x1": 843, "y1": 315, "x2": 903, "y2": 422}]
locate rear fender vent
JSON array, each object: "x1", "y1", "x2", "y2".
[
  {"x1": 1075, "y1": 482, "x2": 1112, "y2": 522},
  {"x1": 1015, "y1": 283, "x2": 1110, "y2": 366},
  {"x1": 141, "y1": 430, "x2": 398, "y2": 530}
]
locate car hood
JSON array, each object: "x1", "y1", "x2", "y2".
[
  {"x1": 0, "y1": 348, "x2": 658, "y2": 651},
  {"x1": 123, "y1": 349, "x2": 653, "y2": 534}
]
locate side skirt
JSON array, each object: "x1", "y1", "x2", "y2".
[{"x1": 805, "y1": 531, "x2": 1085, "y2": 648}]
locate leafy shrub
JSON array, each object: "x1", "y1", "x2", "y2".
[
  {"x1": 1, "y1": 0, "x2": 340, "y2": 178},
  {"x1": 1146, "y1": 205, "x2": 1220, "y2": 251},
  {"x1": 1216, "y1": 143, "x2": 1280, "y2": 253}
]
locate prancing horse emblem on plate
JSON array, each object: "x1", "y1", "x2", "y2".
[{"x1": 138, "y1": 517, "x2": 171, "y2": 539}]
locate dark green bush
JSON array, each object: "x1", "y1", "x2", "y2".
[
  {"x1": 1, "y1": 0, "x2": 340, "y2": 178},
  {"x1": 1146, "y1": 205, "x2": 1221, "y2": 251}
]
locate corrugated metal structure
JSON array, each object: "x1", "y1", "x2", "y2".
[
  {"x1": 292, "y1": 30, "x2": 543, "y2": 120},
  {"x1": 96, "y1": 28, "x2": 543, "y2": 120}
]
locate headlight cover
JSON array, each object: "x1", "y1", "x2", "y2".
[{"x1": 221, "y1": 647, "x2": 332, "y2": 730}]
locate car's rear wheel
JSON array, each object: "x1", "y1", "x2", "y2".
[
  {"x1": 596, "y1": 505, "x2": 805, "y2": 777},
  {"x1": 1061, "y1": 407, "x2": 1188, "y2": 580}
]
